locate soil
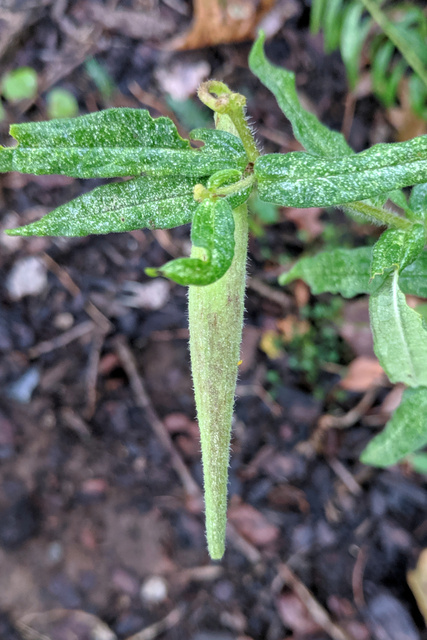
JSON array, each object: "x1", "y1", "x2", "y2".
[{"x1": 1, "y1": 2, "x2": 427, "y2": 640}]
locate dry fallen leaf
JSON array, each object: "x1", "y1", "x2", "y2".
[
  {"x1": 408, "y1": 549, "x2": 427, "y2": 624},
  {"x1": 276, "y1": 592, "x2": 322, "y2": 635},
  {"x1": 228, "y1": 500, "x2": 279, "y2": 547},
  {"x1": 387, "y1": 79, "x2": 427, "y2": 142},
  {"x1": 340, "y1": 356, "x2": 385, "y2": 392},
  {"x1": 276, "y1": 315, "x2": 310, "y2": 343},
  {"x1": 168, "y1": 0, "x2": 276, "y2": 50},
  {"x1": 18, "y1": 609, "x2": 117, "y2": 640},
  {"x1": 259, "y1": 329, "x2": 282, "y2": 359},
  {"x1": 284, "y1": 206, "x2": 324, "y2": 239}
]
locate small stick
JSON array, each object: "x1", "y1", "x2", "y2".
[
  {"x1": 352, "y1": 545, "x2": 368, "y2": 609},
  {"x1": 246, "y1": 276, "x2": 292, "y2": 310},
  {"x1": 328, "y1": 458, "x2": 363, "y2": 497},
  {"x1": 42, "y1": 253, "x2": 111, "y2": 333},
  {"x1": 113, "y1": 336, "x2": 201, "y2": 501},
  {"x1": 84, "y1": 329, "x2": 108, "y2": 419},
  {"x1": 125, "y1": 606, "x2": 184, "y2": 640},
  {"x1": 28, "y1": 320, "x2": 94, "y2": 358},
  {"x1": 278, "y1": 564, "x2": 358, "y2": 640}
]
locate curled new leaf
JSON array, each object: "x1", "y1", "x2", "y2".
[
  {"x1": 361, "y1": 387, "x2": 427, "y2": 467},
  {"x1": 0, "y1": 108, "x2": 247, "y2": 178},
  {"x1": 255, "y1": 135, "x2": 427, "y2": 207},
  {"x1": 146, "y1": 198, "x2": 235, "y2": 286},
  {"x1": 5, "y1": 175, "x2": 202, "y2": 237}
]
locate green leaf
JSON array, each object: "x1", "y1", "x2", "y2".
[
  {"x1": 279, "y1": 247, "x2": 372, "y2": 297},
  {"x1": 280, "y1": 246, "x2": 427, "y2": 299},
  {"x1": 254, "y1": 135, "x2": 427, "y2": 207},
  {"x1": 361, "y1": 387, "x2": 427, "y2": 467},
  {"x1": 408, "y1": 452, "x2": 427, "y2": 474},
  {"x1": 146, "y1": 198, "x2": 235, "y2": 286},
  {"x1": 409, "y1": 182, "x2": 427, "y2": 221},
  {"x1": 340, "y1": 3, "x2": 371, "y2": 90},
  {"x1": 46, "y1": 88, "x2": 79, "y2": 119},
  {"x1": 399, "y1": 250, "x2": 427, "y2": 297},
  {"x1": 2, "y1": 67, "x2": 38, "y2": 102},
  {"x1": 369, "y1": 271, "x2": 427, "y2": 387},
  {"x1": 0, "y1": 108, "x2": 247, "y2": 178},
  {"x1": 371, "y1": 224, "x2": 426, "y2": 280},
  {"x1": 310, "y1": 0, "x2": 328, "y2": 34},
  {"x1": 249, "y1": 32, "x2": 352, "y2": 157},
  {"x1": 324, "y1": 0, "x2": 343, "y2": 53},
  {"x1": 5, "y1": 175, "x2": 202, "y2": 237},
  {"x1": 372, "y1": 40, "x2": 406, "y2": 108},
  {"x1": 388, "y1": 188, "x2": 412, "y2": 215},
  {"x1": 85, "y1": 58, "x2": 115, "y2": 101}
]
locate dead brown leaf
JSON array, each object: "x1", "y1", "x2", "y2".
[
  {"x1": 284, "y1": 206, "x2": 324, "y2": 239},
  {"x1": 276, "y1": 592, "x2": 322, "y2": 635},
  {"x1": 387, "y1": 79, "x2": 427, "y2": 142},
  {"x1": 340, "y1": 356, "x2": 385, "y2": 392},
  {"x1": 228, "y1": 499, "x2": 279, "y2": 547},
  {"x1": 168, "y1": 0, "x2": 276, "y2": 50},
  {"x1": 276, "y1": 314, "x2": 310, "y2": 343},
  {"x1": 18, "y1": 609, "x2": 116, "y2": 640}
]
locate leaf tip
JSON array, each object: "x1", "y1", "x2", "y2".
[{"x1": 145, "y1": 267, "x2": 159, "y2": 279}]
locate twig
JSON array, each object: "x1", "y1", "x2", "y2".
[
  {"x1": 328, "y1": 458, "x2": 363, "y2": 497},
  {"x1": 298, "y1": 387, "x2": 378, "y2": 457},
  {"x1": 236, "y1": 383, "x2": 282, "y2": 417},
  {"x1": 113, "y1": 335, "x2": 201, "y2": 501},
  {"x1": 341, "y1": 91, "x2": 356, "y2": 141},
  {"x1": 125, "y1": 606, "x2": 184, "y2": 640},
  {"x1": 246, "y1": 276, "x2": 292, "y2": 310},
  {"x1": 84, "y1": 328, "x2": 108, "y2": 419},
  {"x1": 28, "y1": 320, "x2": 94, "y2": 358},
  {"x1": 42, "y1": 253, "x2": 111, "y2": 333},
  {"x1": 61, "y1": 407, "x2": 91, "y2": 439},
  {"x1": 352, "y1": 545, "x2": 368, "y2": 610},
  {"x1": 128, "y1": 81, "x2": 188, "y2": 138},
  {"x1": 278, "y1": 564, "x2": 358, "y2": 640}
]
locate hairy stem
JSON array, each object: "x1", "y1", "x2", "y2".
[
  {"x1": 345, "y1": 200, "x2": 413, "y2": 230},
  {"x1": 198, "y1": 81, "x2": 260, "y2": 163},
  {"x1": 188, "y1": 112, "x2": 248, "y2": 559}
]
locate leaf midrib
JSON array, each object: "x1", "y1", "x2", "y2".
[{"x1": 392, "y1": 269, "x2": 417, "y2": 381}]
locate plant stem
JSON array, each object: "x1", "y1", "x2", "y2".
[
  {"x1": 360, "y1": 0, "x2": 427, "y2": 91},
  {"x1": 198, "y1": 81, "x2": 260, "y2": 163},
  {"x1": 345, "y1": 200, "x2": 413, "y2": 230},
  {"x1": 188, "y1": 113, "x2": 248, "y2": 560}
]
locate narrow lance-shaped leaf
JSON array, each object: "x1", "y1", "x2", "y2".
[
  {"x1": 249, "y1": 31, "x2": 352, "y2": 157},
  {"x1": 4, "y1": 175, "x2": 203, "y2": 237},
  {"x1": 279, "y1": 247, "x2": 373, "y2": 297},
  {"x1": 0, "y1": 108, "x2": 247, "y2": 179},
  {"x1": 146, "y1": 198, "x2": 235, "y2": 286},
  {"x1": 254, "y1": 134, "x2": 427, "y2": 207},
  {"x1": 361, "y1": 387, "x2": 427, "y2": 467},
  {"x1": 371, "y1": 224, "x2": 426, "y2": 280},
  {"x1": 369, "y1": 270, "x2": 427, "y2": 387}
]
